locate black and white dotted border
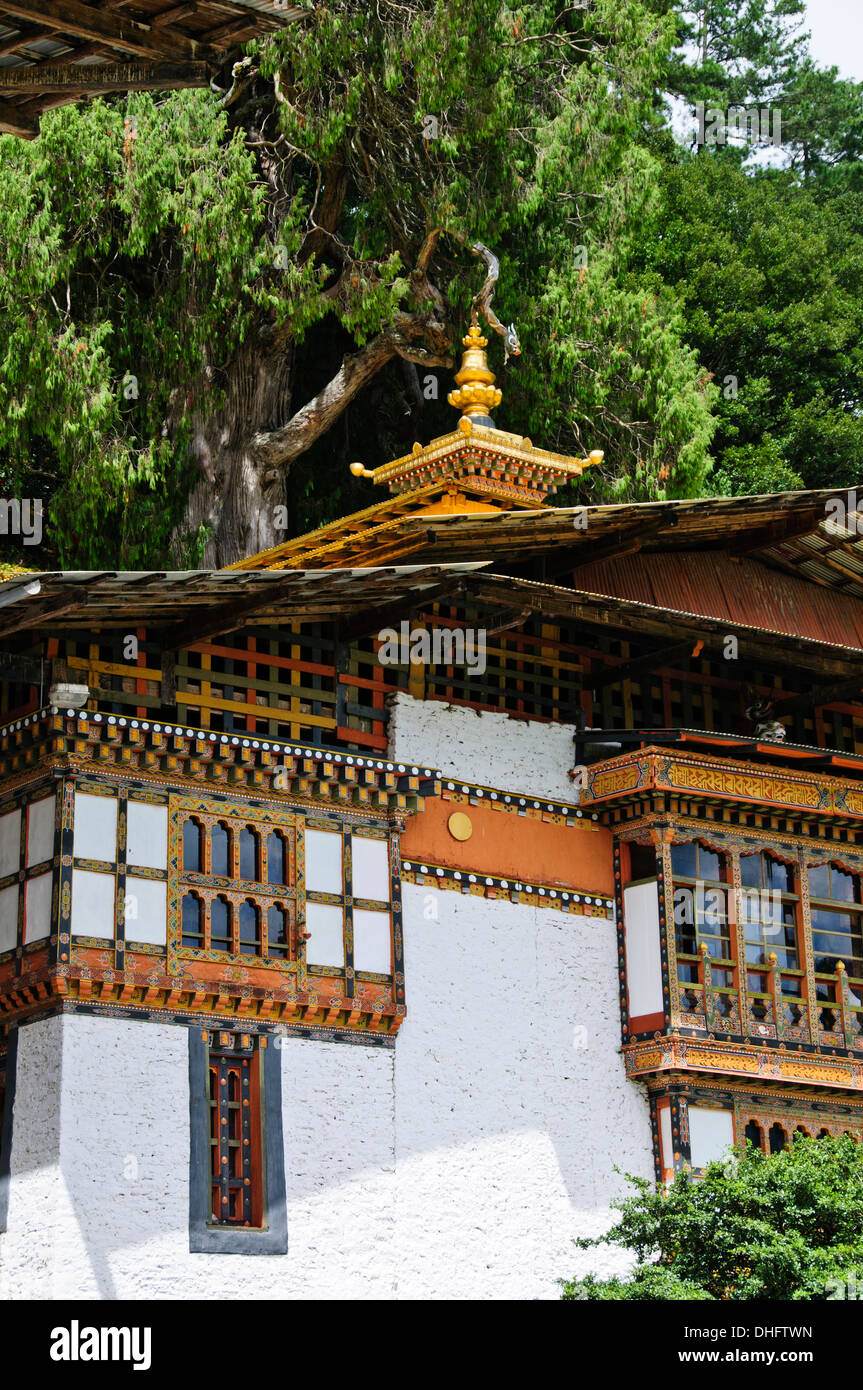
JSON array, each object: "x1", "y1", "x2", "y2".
[
  {"x1": 2, "y1": 709, "x2": 597, "y2": 821},
  {"x1": 440, "y1": 779, "x2": 594, "y2": 821},
  {"x1": 0, "y1": 708, "x2": 443, "y2": 780},
  {"x1": 402, "y1": 860, "x2": 614, "y2": 915}
]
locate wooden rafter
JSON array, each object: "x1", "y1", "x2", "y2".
[
  {"x1": 0, "y1": 1, "x2": 217, "y2": 62},
  {"x1": 0, "y1": 58, "x2": 210, "y2": 90},
  {"x1": 0, "y1": 0, "x2": 308, "y2": 132},
  {"x1": 589, "y1": 639, "x2": 697, "y2": 692}
]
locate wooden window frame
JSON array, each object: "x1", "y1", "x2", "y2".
[{"x1": 188, "y1": 1028, "x2": 287, "y2": 1255}]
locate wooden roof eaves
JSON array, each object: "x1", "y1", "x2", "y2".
[
  {"x1": 225, "y1": 480, "x2": 536, "y2": 571},
  {"x1": 236, "y1": 484, "x2": 860, "y2": 575},
  {"x1": 0, "y1": 562, "x2": 491, "y2": 636},
  {"x1": 0, "y1": 0, "x2": 307, "y2": 127}
]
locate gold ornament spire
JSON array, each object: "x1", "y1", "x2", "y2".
[{"x1": 447, "y1": 313, "x2": 502, "y2": 426}]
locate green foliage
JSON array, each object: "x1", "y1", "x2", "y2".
[
  {"x1": 779, "y1": 61, "x2": 863, "y2": 188},
  {"x1": 0, "y1": 0, "x2": 723, "y2": 564},
  {"x1": 0, "y1": 91, "x2": 272, "y2": 565},
  {"x1": 0, "y1": 0, "x2": 861, "y2": 560},
  {"x1": 561, "y1": 1135, "x2": 863, "y2": 1301},
  {"x1": 635, "y1": 156, "x2": 863, "y2": 492},
  {"x1": 661, "y1": 0, "x2": 808, "y2": 111},
  {"x1": 562, "y1": 1266, "x2": 713, "y2": 1300}
]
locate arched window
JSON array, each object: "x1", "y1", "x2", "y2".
[
  {"x1": 768, "y1": 1122, "x2": 787, "y2": 1154},
  {"x1": 211, "y1": 822, "x2": 232, "y2": 879},
  {"x1": 808, "y1": 862, "x2": 863, "y2": 979},
  {"x1": 183, "y1": 818, "x2": 203, "y2": 873},
  {"x1": 740, "y1": 852, "x2": 799, "y2": 1021},
  {"x1": 744, "y1": 1119, "x2": 764, "y2": 1153},
  {"x1": 182, "y1": 891, "x2": 204, "y2": 949},
  {"x1": 817, "y1": 1127, "x2": 831, "y2": 1140},
  {"x1": 239, "y1": 827, "x2": 259, "y2": 882},
  {"x1": 267, "y1": 903, "x2": 289, "y2": 958},
  {"x1": 267, "y1": 831, "x2": 286, "y2": 885},
  {"x1": 239, "y1": 898, "x2": 260, "y2": 956},
  {"x1": 210, "y1": 895, "x2": 232, "y2": 953},
  {"x1": 740, "y1": 853, "x2": 798, "y2": 966},
  {"x1": 794, "y1": 1126, "x2": 810, "y2": 1141},
  {"x1": 670, "y1": 840, "x2": 730, "y2": 982}
]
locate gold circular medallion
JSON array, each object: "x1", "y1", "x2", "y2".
[{"x1": 447, "y1": 811, "x2": 473, "y2": 841}]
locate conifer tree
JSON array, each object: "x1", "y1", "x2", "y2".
[{"x1": 0, "y1": 0, "x2": 716, "y2": 566}]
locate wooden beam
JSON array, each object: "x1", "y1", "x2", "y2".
[
  {"x1": 201, "y1": 1, "x2": 307, "y2": 20},
  {"x1": 335, "y1": 578, "x2": 467, "y2": 643},
  {"x1": 0, "y1": 102, "x2": 38, "y2": 135},
  {"x1": 589, "y1": 640, "x2": 697, "y2": 692},
  {"x1": 728, "y1": 509, "x2": 821, "y2": 556},
  {"x1": 548, "y1": 515, "x2": 676, "y2": 581},
  {"x1": 776, "y1": 675, "x2": 863, "y2": 717},
  {"x1": 0, "y1": 25, "x2": 59, "y2": 57},
  {"x1": 151, "y1": 581, "x2": 297, "y2": 651},
  {"x1": 0, "y1": 1, "x2": 217, "y2": 62},
  {"x1": 0, "y1": 593, "x2": 86, "y2": 639},
  {"x1": 0, "y1": 59, "x2": 210, "y2": 90},
  {"x1": 805, "y1": 547, "x2": 863, "y2": 589}
]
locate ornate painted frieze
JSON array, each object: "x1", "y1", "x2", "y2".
[
  {"x1": 0, "y1": 721, "x2": 408, "y2": 1039},
  {"x1": 0, "y1": 708, "x2": 441, "y2": 813},
  {"x1": 582, "y1": 746, "x2": 863, "y2": 825}
]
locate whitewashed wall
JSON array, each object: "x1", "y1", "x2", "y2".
[
  {"x1": 0, "y1": 698, "x2": 653, "y2": 1300},
  {"x1": 0, "y1": 887, "x2": 650, "y2": 1301},
  {"x1": 0, "y1": 1014, "x2": 397, "y2": 1301},
  {"x1": 387, "y1": 692, "x2": 580, "y2": 803}
]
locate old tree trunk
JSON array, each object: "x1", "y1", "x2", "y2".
[{"x1": 176, "y1": 92, "x2": 454, "y2": 569}]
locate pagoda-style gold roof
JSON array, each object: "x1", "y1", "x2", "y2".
[
  {"x1": 352, "y1": 416, "x2": 598, "y2": 509},
  {"x1": 231, "y1": 314, "x2": 603, "y2": 570},
  {"x1": 348, "y1": 313, "x2": 601, "y2": 508}
]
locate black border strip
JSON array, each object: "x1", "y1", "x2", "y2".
[{"x1": 0, "y1": 1027, "x2": 18, "y2": 1232}]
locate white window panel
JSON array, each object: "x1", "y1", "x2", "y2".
[
  {"x1": 25, "y1": 871, "x2": 53, "y2": 942},
  {"x1": 305, "y1": 902, "x2": 344, "y2": 967},
  {"x1": 688, "y1": 1106, "x2": 734, "y2": 1168},
  {"x1": 125, "y1": 875, "x2": 167, "y2": 947},
  {"x1": 353, "y1": 908, "x2": 392, "y2": 974},
  {"x1": 305, "y1": 829, "x2": 343, "y2": 893},
  {"x1": 74, "y1": 792, "x2": 118, "y2": 864},
  {"x1": 127, "y1": 801, "x2": 168, "y2": 870},
  {"x1": 352, "y1": 835, "x2": 390, "y2": 902},
  {"x1": 659, "y1": 1104, "x2": 674, "y2": 1174},
  {"x1": 623, "y1": 881, "x2": 663, "y2": 1018},
  {"x1": 0, "y1": 883, "x2": 18, "y2": 952},
  {"x1": 0, "y1": 807, "x2": 21, "y2": 878},
  {"x1": 26, "y1": 794, "x2": 55, "y2": 867},
  {"x1": 71, "y1": 868, "x2": 116, "y2": 940}
]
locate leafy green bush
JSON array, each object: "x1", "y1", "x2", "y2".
[{"x1": 561, "y1": 1135, "x2": 863, "y2": 1301}]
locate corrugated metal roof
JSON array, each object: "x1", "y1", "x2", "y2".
[{"x1": 571, "y1": 552, "x2": 863, "y2": 650}]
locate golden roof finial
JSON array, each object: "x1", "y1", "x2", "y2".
[{"x1": 447, "y1": 312, "x2": 502, "y2": 427}]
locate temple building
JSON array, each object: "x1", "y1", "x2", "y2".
[{"x1": 2, "y1": 321, "x2": 863, "y2": 1299}]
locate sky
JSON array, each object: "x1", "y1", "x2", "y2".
[{"x1": 804, "y1": 0, "x2": 863, "y2": 81}]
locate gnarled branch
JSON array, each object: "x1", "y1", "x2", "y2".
[{"x1": 250, "y1": 311, "x2": 453, "y2": 469}]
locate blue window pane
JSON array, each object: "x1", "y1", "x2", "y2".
[
  {"x1": 211, "y1": 896, "x2": 231, "y2": 950},
  {"x1": 211, "y1": 823, "x2": 230, "y2": 878},
  {"x1": 183, "y1": 820, "x2": 201, "y2": 872},
  {"x1": 267, "y1": 833, "x2": 286, "y2": 885},
  {"x1": 239, "y1": 828, "x2": 259, "y2": 881}
]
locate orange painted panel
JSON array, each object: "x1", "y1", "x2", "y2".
[{"x1": 401, "y1": 797, "x2": 615, "y2": 894}]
